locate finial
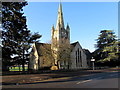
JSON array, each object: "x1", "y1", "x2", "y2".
[
  {"x1": 52, "y1": 24, "x2": 54, "y2": 27},
  {"x1": 67, "y1": 23, "x2": 69, "y2": 26},
  {"x1": 67, "y1": 23, "x2": 69, "y2": 27},
  {"x1": 66, "y1": 23, "x2": 70, "y2": 30},
  {"x1": 60, "y1": 0, "x2": 62, "y2": 3},
  {"x1": 52, "y1": 24, "x2": 55, "y2": 30}
]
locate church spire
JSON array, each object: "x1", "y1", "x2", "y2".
[{"x1": 56, "y1": 2, "x2": 64, "y2": 30}]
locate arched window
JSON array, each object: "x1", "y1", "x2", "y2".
[
  {"x1": 76, "y1": 51, "x2": 77, "y2": 66},
  {"x1": 79, "y1": 51, "x2": 82, "y2": 67},
  {"x1": 78, "y1": 49, "x2": 79, "y2": 63},
  {"x1": 76, "y1": 48, "x2": 80, "y2": 67}
]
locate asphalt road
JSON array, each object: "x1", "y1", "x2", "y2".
[{"x1": 3, "y1": 70, "x2": 119, "y2": 89}]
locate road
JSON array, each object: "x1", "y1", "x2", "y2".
[{"x1": 2, "y1": 70, "x2": 119, "y2": 89}]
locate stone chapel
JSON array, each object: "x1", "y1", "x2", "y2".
[{"x1": 29, "y1": 3, "x2": 89, "y2": 70}]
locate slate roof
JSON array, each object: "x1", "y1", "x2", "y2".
[
  {"x1": 34, "y1": 42, "x2": 51, "y2": 56},
  {"x1": 34, "y1": 41, "x2": 82, "y2": 55},
  {"x1": 71, "y1": 41, "x2": 78, "y2": 47},
  {"x1": 70, "y1": 41, "x2": 83, "y2": 52}
]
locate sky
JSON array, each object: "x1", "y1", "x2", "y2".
[{"x1": 23, "y1": 2, "x2": 118, "y2": 52}]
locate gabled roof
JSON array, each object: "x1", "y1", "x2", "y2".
[
  {"x1": 34, "y1": 42, "x2": 51, "y2": 56},
  {"x1": 71, "y1": 41, "x2": 79, "y2": 47},
  {"x1": 70, "y1": 41, "x2": 83, "y2": 52},
  {"x1": 33, "y1": 41, "x2": 84, "y2": 55}
]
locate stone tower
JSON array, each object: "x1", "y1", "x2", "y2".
[{"x1": 51, "y1": 2, "x2": 70, "y2": 68}]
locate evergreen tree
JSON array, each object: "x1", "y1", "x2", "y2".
[
  {"x1": 2, "y1": 2, "x2": 28, "y2": 71},
  {"x1": 1, "y1": 2, "x2": 41, "y2": 71},
  {"x1": 93, "y1": 30, "x2": 118, "y2": 66}
]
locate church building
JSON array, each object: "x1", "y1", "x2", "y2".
[{"x1": 29, "y1": 3, "x2": 88, "y2": 70}]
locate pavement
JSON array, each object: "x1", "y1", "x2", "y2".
[
  {"x1": 2, "y1": 68, "x2": 120, "y2": 89},
  {"x1": 2, "y1": 67, "x2": 119, "y2": 85}
]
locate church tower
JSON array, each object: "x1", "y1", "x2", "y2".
[{"x1": 51, "y1": 2, "x2": 70, "y2": 68}]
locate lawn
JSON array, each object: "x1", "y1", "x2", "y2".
[{"x1": 9, "y1": 66, "x2": 28, "y2": 71}]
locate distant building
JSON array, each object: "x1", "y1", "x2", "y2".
[
  {"x1": 83, "y1": 49, "x2": 92, "y2": 67},
  {"x1": 29, "y1": 3, "x2": 89, "y2": 70}
]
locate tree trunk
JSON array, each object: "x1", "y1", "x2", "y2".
[
  {"x1": 57, "y1": 60, "x2": 60, "y2": 69},
  {"x1": 22, "y1": 63, "x2": 25, "y2": 71},
  {"x1": 18, "y1": 65, "x2": 20, "y2": 71},
  {"x1": 22, "y1": 48, "x2": 25, "y2": 72},
  {"x1": 2, "y1": 65, "x2": 9, "y2": 71}
]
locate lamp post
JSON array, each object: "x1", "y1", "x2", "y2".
[{"x1": 91, "y1": 57, "x2": 95, "y2": 70}]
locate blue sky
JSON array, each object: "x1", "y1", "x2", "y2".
[{"x1": 23, "y1": 2, "x2": 118, "y2": 52}]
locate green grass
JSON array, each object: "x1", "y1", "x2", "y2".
[{"x1": 9, "y1": 66, "x2": 28, "y2": 71}]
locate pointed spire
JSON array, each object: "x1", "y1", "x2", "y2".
[
  {"x1": 52, "y1": 24, "x2": 55, "y2": 30},
  {"x1": 56, "y1": 2, "x2": 64, "y2": 30},
  {"x1": 52, "y1": 24, "x2": 55, "y2": 36},
  {"x1": 66, "y1": 23, "x2": 70, "y2": 30},
  {"x1": 58, "y1": 1, "x2": 62, "y2": 13}
]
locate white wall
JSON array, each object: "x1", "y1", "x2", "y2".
[
  {"x1": 70, "y1": 42, "x2": 88, "y2": 69},
  {"x1": 29, "y1": 43, "x2": 39, "y2": 70}
]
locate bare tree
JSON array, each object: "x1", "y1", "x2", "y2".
[
  {"x1": 40, "y1": 38, "x2": 71, "y2": 70},
  {"x1": 51, "y1": 38, "x2": 71, "y2": 69},
  {"x1": 40, "y1": 44, "x2": 54, "y2": 67}
]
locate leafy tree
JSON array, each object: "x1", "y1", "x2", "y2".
[
  {"x1": 1, "y1": 2, "x2": 41, "y2": 71},
  {"x1": 93, "y1": 30, "x2": 118, "y2": 66}
]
